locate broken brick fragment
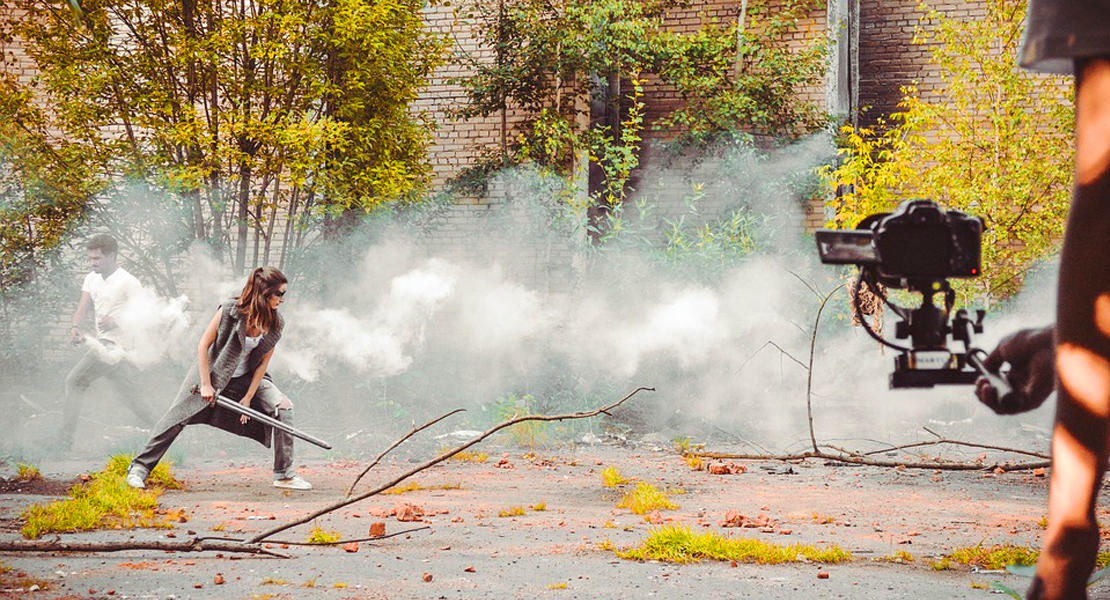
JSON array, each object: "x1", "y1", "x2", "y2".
[
  {"x1": 708, "y1": 462, "x2": 747, "y2": 475},
  {"x1": 214, "y1": 574, "x2": 225, "y2": 585},
  {"x1": 369, "y1": 522, "x2": 387, "y2": 537},
  {"x1": 343, "y1": 542, "x2": 360, "y2": 553},
  {"x1": 395, "y1": 503, "x2": 425, "y2": 522},
  {"x1": 817, "y1": 572, "x2": 830, "y2": 579},
  {"x1": 719, "y1": 510, "x2": 776, "y2": 529},
  {"x1": 422, "y1": 573, "x2": 433, "y2": 582}
]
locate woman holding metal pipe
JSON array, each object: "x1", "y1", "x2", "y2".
[{"x1": 126, "y1": 266, "x2": 312, "y2": 491}]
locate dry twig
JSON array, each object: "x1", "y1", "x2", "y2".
[
  {"x1": 0, "y1": 537, "x2": 290, "y2": 557},
  {"x1": 246, "y1": 386, "x2": 654, "y2": 544},
  {"x1": 346, "y1": 408, "x2": 466, "y2": 498},
  {"x1": 0, "y1": 387, "x2": 651, "y2": 556}
]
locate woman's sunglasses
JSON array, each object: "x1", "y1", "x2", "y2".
[{"x1": 273, "y1": 290, "x2": 287, "y2": 298}]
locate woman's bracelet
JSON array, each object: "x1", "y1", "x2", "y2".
[{"x1": 69, "y1": 325, "x2": 80, "y2": 331}]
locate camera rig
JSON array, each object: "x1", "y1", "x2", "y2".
[{"x1": 815, "y1": 199, "x2": 1012, "y2": 396}]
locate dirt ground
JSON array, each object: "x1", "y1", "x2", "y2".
[{"x1": 2, "y1": 441, "x2": 1110, "y2": 600}]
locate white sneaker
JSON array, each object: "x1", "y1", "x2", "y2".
[
  {"x1": 126, "y1": 471, "x2": 146, "y2": 489},
  {"x1": 273, "y1": 476, "x2": 312, "y2": 490}
]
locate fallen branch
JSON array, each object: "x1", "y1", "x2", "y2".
[
  {"x1": 266, "y1": 525, "x2": 431, "y2": 546},
  {"x1": 0, "y1": 387, "x2": 651, "y2": 557},
  {"x1": 346, "y1": 409, "x2": 466, "y2": 498},
  {"x1": 691, "y1": 448, "x2": 1050, "y2": 472},
  {"x1": 858, "y1": 429, "x2": 1049, "y2": 461},
  {"x1": 0, "y1": 537, "x2": 290, "y2": 557},
  {"x1": 245, "y1": 386, "x2": 654, "y2": 544}
]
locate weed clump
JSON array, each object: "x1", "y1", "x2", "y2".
[
  {"x1": 105, "y1": 454, "x2": 182, "y2": 489},
  {"x1": 498, "y1": 506, "x2": 527, "y2": 517},
  {"x1": 616, "y1": 482, "x2": 678, "y2": 514},
  {"x1": 307, "y1": 527, "x2": 341, "y2": 544},
  {"x1": 932, "y1": 544, "x2": 1040, "y2": 571},
  {"x1": 600, "y1": 466, "x2": 630, "y2": 488},
  {"x1": 617, "y1": 524, "x2": 852, "y2": 564},
  {"x1": 447, "y1": 450, "x2": 489, "y2": 463},
  {"x1": 20, "y1": 455, "x2": 180, "y2": 539},
  {"x1": 383, "y1": 481, "x2": 461, "y2": 495},
  {"x1": 15, "y1": 463, "x2": 42, "y2": 482}
]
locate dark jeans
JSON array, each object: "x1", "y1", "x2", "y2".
[{"x1": 130, "y1": 375, "x2": 297, "y2": 480}]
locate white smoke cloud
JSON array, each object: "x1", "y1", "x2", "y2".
[
  {"x1": 114, "y1": 288, "x2": 192, "y2": 368},
  {"x1": 276, "y1": 258, "x2": 459, "y2": 380}
]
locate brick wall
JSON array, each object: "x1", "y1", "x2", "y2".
[
  {"x1": 856, "y1": 1, "x2": 991, "y2": 127},
  {"x1": 0, "y1": 4, "x2": 35, "y2": 89}
]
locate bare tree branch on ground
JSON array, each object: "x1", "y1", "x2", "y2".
[{"x1": 0, "y1": 387, "x2": 654, "y2": 556}]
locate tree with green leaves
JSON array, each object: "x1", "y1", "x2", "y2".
[
  {"x1": 5, "y1": 0, "x2": 443, "y2": 281},
  {"x1": 821, "y1": 0, "x2": 1073, "y2": 304},
  {"x1": 451, "y1": 0, "x2": 829, "y2": 237}
]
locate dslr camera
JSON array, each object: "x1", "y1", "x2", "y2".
[{"x1": 815, "y1": 199, "x2": 1008, "y2": 392}]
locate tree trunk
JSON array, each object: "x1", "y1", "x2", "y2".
[{"x1": 235, "y1": 160, "x2": 252, "y2": 274}]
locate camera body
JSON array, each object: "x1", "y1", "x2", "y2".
[
  {"x1": 815, "y1": 199, "x2": 987, "y2": 389},
  {"x1": 816, "y1": 199, "x2": 983, "y2": 287}
]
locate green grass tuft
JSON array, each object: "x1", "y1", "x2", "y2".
[
  {"x1": 307, "y1": 526, "x2": 341, "y2": 544},
  {"x1": 498, "y1": 506, "x2": 526, "y2": 517},
  {"x1": 600, "y1": 466, "x2": 631, "y2": 488},
  {"x1": 20, "y1": 455, "x2": 180, "y2": 539},
  {"x1": 104, "y1": 454, "x2": 182, "y2": 489},
  {"x1": 15, "y1": 463, "x2": 42, "y2": 482},
  {"x1": 932, "y1": 544, "x2": 1039, "y2": 571},
  {"x1": 616, "y1": 482, "x2": 678, "y2": 514},
  {"x1": 617, "y1": 524, "x2": 852, "y2": 564}
]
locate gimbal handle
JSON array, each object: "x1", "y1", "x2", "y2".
[{"x1": 952, "y1": 309, "x2": 1019, "y2": 407}]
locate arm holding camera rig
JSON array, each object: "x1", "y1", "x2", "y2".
[{"x1": 975, "y1": 326, "x2": 1055, "y2": 415}]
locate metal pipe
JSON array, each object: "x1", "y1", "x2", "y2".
[{"x1": 214, "y1": 395, "x2": 333, "y2": 450}]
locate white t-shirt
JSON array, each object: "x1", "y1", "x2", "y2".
[
  {"x1": 81, "y1": 267, "x2": 144, "y2": 345},
  {"x1": 232, "y1": 334, "x2": 263, "y2": 378}
]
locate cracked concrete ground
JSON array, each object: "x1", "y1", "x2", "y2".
[{"x1": 2, "y1": 442, "x2": 1109, "y2": 599}]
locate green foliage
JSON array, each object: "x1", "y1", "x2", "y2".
[
  {"x1": 452, "y1": 0, "x2": 829, "y2": 227},
  {"x1": 615, "y1": 482, "x2": 678, "y2": 514},
  {"x1": 599, "y1": 188, "x2": 767, "y2": 283},
  {"x1": 105, "y1": 454, "x2": 182, "y2": 490},
  {"x1": 10, "y1": 0, "x2": 444, "y2": 274},
  {"x1": 931, "y1": 544, "x2": 1039, "y2": 571},
  {"x1": 307, "y1": 526, "x2": 342, "y2": 544},
  {"x1": 0, "y1": 68, "x2": 100, "y2": 380},
  {"x1": 820, "y1": 0, "x2": 1073, "y2": 303},
  {"x1": 876, "y1": 550, "x2": 915, "y2": 563},
  {"x1": 20, "y1": 456, "x2": 178, "y2": 539},
  {"x1": 600, "y1": 466, "x2": 631, "y2": 488},
  {"x1": 497, "y1": 506, "x2": 527, "y2": 517},
  {"x1": 616, "y1": 524, "x2": 852, "y2": 564},
  {"x1": 653, "y1": 0, "x2": 829, "y2": 146},
  {"x1": 15, "y1": 463, "x2": 42, "y2": 482}
]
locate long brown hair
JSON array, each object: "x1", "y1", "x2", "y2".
[{"x1": 238, "y1": 267, "x2": 286, "y2": 335}]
